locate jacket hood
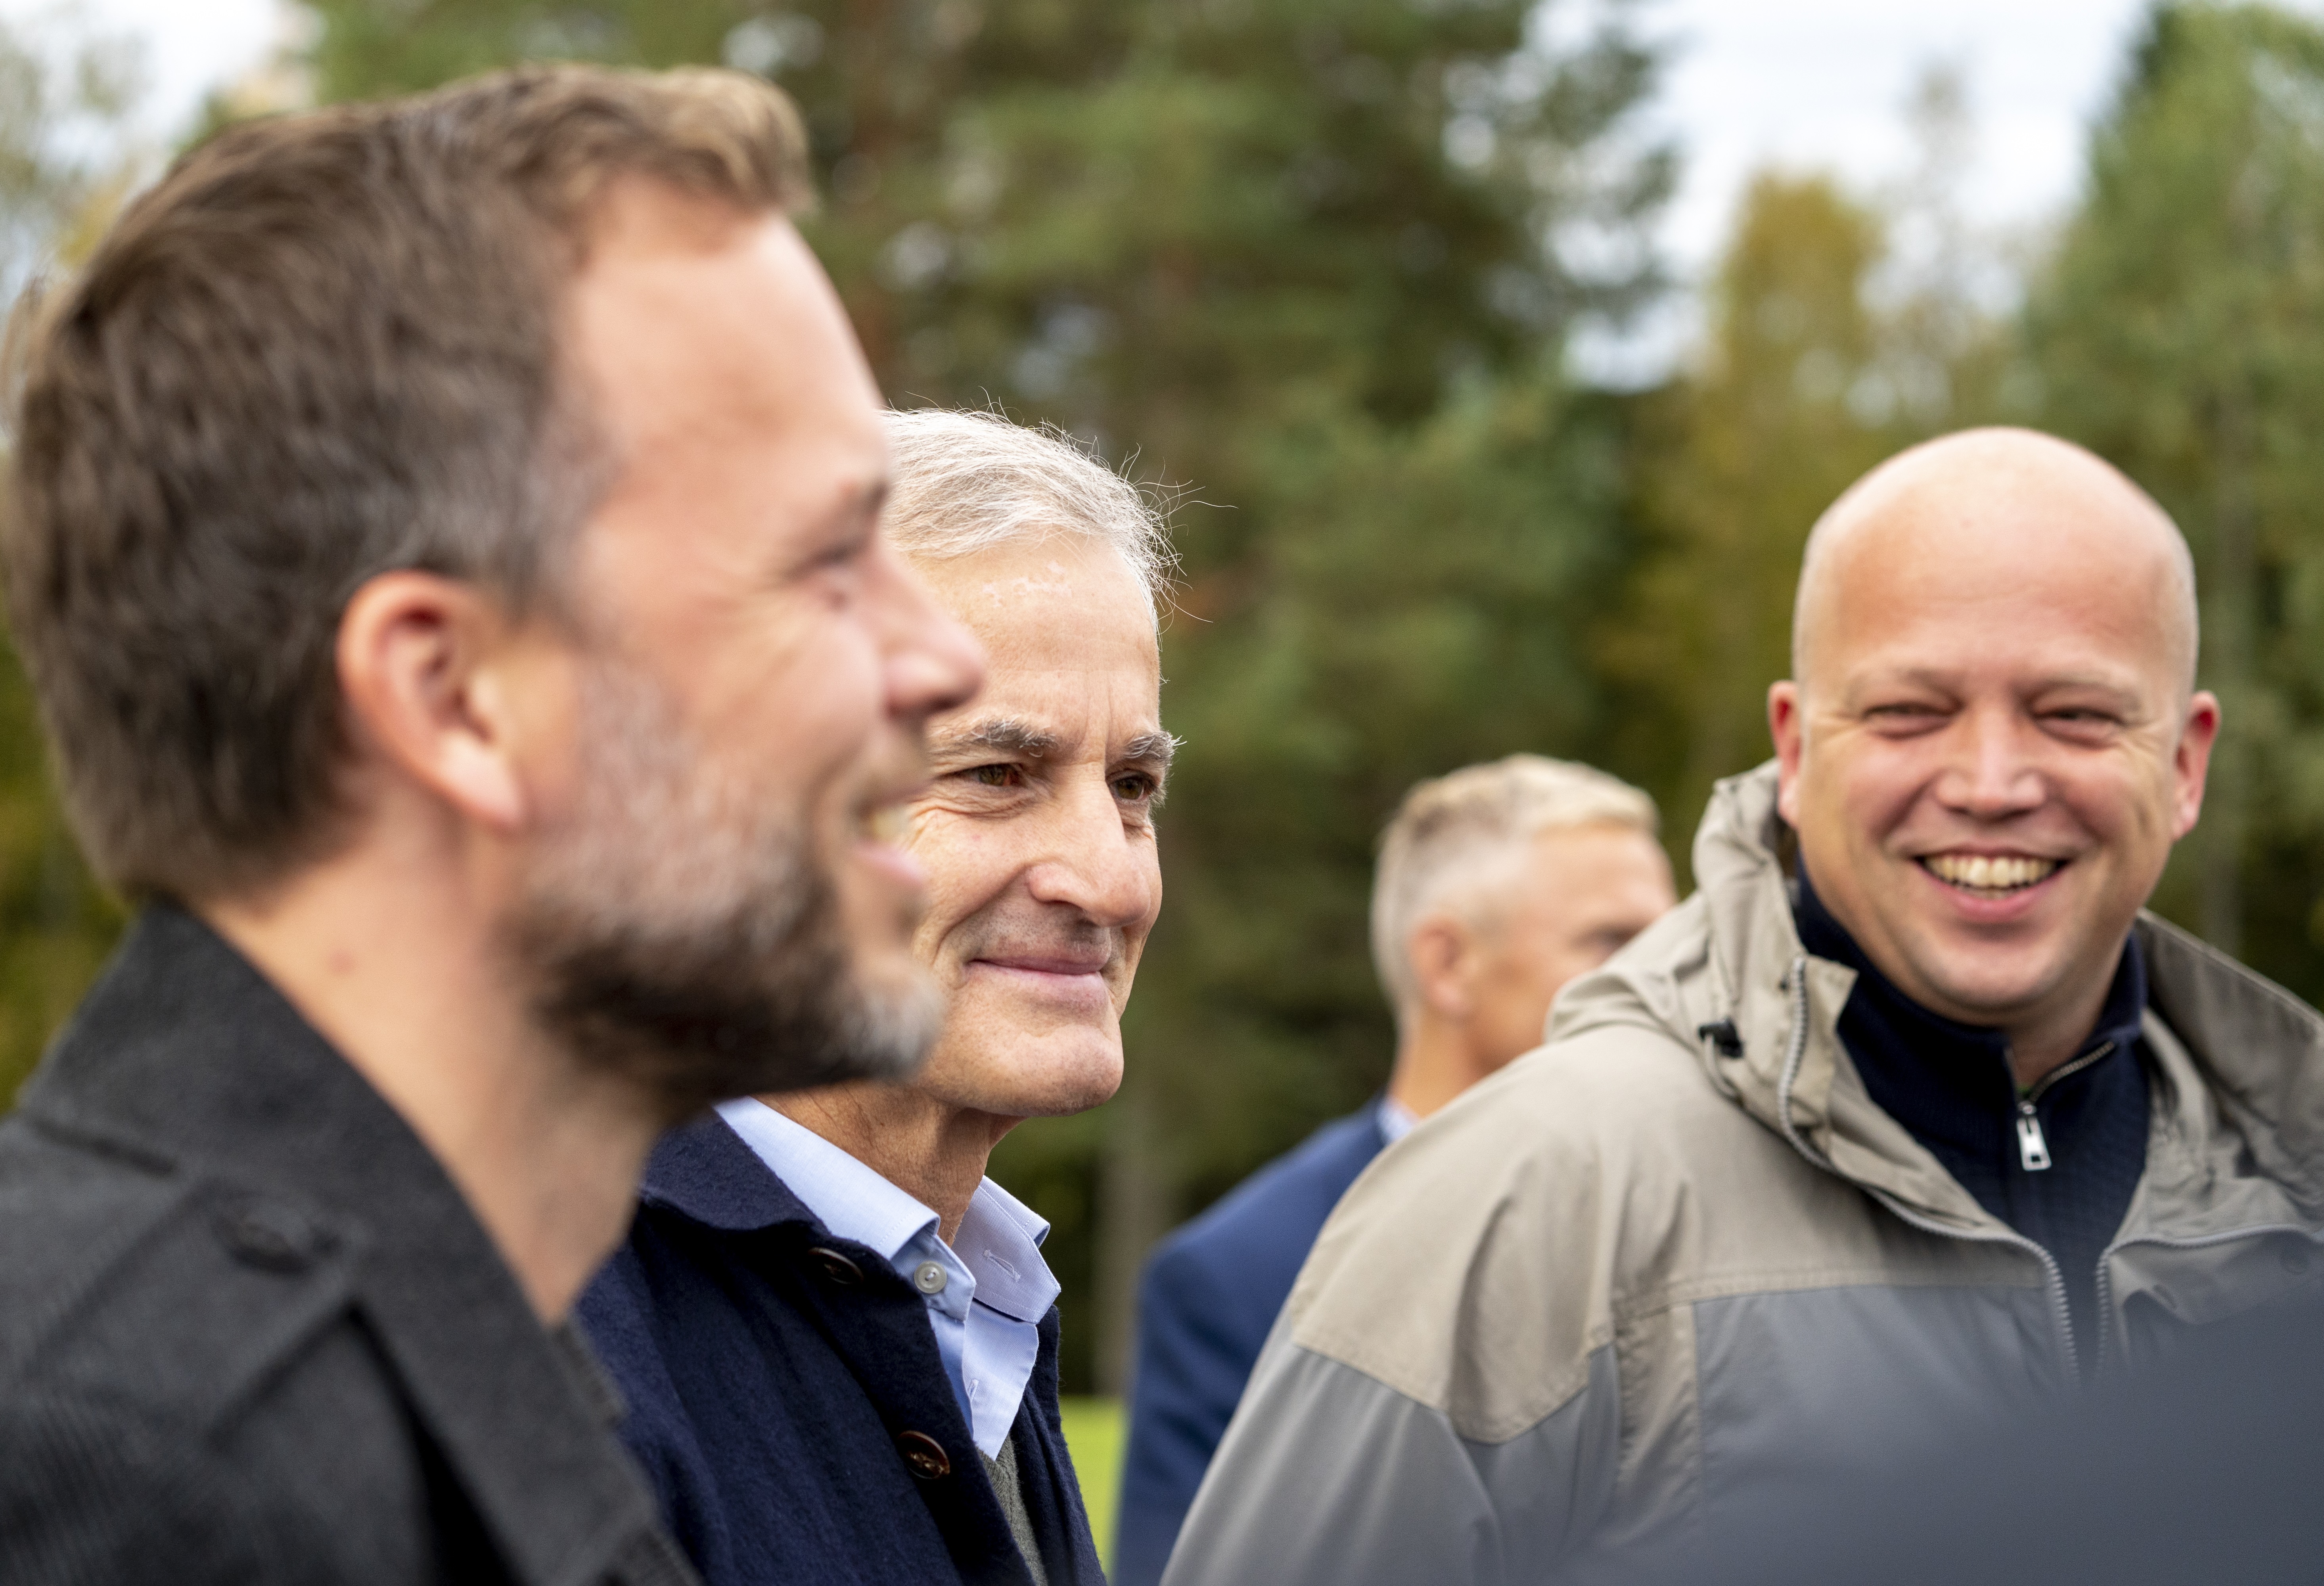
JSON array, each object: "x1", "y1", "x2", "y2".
[{"x1": 1558, "y1": 761, "x2": 2324, "y2": 1239}]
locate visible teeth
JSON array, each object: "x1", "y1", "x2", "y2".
[
  {"x1": 1925, "y1": 854, "x2": 2059, "y2": 891},
  {"x1": 865, "y1": 805, "x2": 908, "y2": 844}
]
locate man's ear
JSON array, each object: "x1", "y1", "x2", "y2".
[
  {"x1": 335, "y1": 571, "x2": 534, "y2": 833},
  {"x1": 1407, "y1": 915, "x2": 1475, "y2": 1023},
  {"x1": 1769, "y1": 680, "x2": 1806, "y2": 827},
  {"x1": 2171, "y1": 689, "x2": 2222, "y2": 841}
]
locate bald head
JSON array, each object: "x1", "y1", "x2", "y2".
[
  {"x1": 1769, "y1": 424, "x2": 2219, "y2": 1086},
  {"x1": 1791, "y1": 428, "x2": 2198, "y2": 697}
]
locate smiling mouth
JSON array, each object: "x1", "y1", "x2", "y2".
[
  {"x1": 978, "y1": 956, "x2": 1110, "y2": 979},
  {"x1": 1920, "y1": 853, "x2": 2062, "y2": 896}
]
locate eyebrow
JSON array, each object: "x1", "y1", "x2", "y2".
[
  {"x1": 1121, "y1": 731, "x2": 1181, "y2": 774},
  {"x1": 934, "y1": 716, "x2": 1067, "y2": 760}
]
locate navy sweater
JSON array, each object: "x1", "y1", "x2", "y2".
[
  {"x1": 1794, "y1": 867, "x2": 2150, "y2": 1361},
  {"x1": 576, "y1": 1114, "x2": 1104, "y2": 1586}
]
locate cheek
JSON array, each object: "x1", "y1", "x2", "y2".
[
  {"x1": 905, "y1": 818, "x2": 1022, "y2": 948},
  {"x1": 2060, "y1": 755, "x2": 2171, "y2": 853},
  {"x1": 734, "y1": 614, "x2": 885, "y2": 775},
  {"x1": 1825, "y1": 742, "x2": 1931, "y2": 847}
]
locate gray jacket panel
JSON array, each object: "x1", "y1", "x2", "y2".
[{"x1": 1163, "y1": 1342, "x2": 1619, "y2": 1586}]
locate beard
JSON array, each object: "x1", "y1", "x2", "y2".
[{"x1": 507, "y1": 653, "x2": 943, "y2": 1122}]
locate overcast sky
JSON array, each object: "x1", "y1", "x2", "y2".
[{"x1": 13, "y1": 0, "x2": 2322, "y2": 366}]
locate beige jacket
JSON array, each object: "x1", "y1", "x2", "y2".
[{"x1": 1165, "y1": 763, "x2": 2324, "y2": 1586}]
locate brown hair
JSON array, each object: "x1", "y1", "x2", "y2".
[{"x1": 3, "y1": 65, "x2": 812, "y2": 902}]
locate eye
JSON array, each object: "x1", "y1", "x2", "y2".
[
  {"x1": 2041, "y1": 707, "x2": 2121, "y2": 739},
  {"x1": 1112, "y1": 773, "x2": 1158, "y2": 803},
  {"x1": 1863, "y1": 700, "x2": 1948, "y2": 733},
  {"x1": 969, "y1": 764, "x2": 1024, "y2": 789}
]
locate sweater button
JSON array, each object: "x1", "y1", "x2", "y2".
[
  {"x1": 897, "y1": 1430, "x2": 951, "y2": 1480},
  {"x1": 808, "y1": 1246, "x2": 864, "y2": 1286}
]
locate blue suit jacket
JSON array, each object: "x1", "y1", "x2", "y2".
[
  {"x1": 1113, "y1": 1104, "x2": 1390, "y2": 1586},
  {"x1": 576, "y1": 1113, "x2": 1104, "y2": 1586}
]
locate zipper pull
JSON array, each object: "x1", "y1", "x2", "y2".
[{"x1": 2016, "y1": 1103, "x2": 2052, "y2": 1172}]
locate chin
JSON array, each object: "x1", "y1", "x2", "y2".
[
  {"x1": 964, "y1": 1036, "x2": 1124, "y2": 1120},
  {"x1": 1914, "y1": 958, "x2": 2063, "y2": 1026}
]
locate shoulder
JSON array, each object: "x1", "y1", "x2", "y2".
[
  {"x1": 0, "y1": 1117, "x2": 417, "y2": 1580},
  {"x1": 1155, "y1": 1110, "x2": 1383, "y2": 1278},
  {"x1": 1280, "y1": 998, "x2": 1769, "y2": 1441},
  {"x1": 0, "y1": 1112, "x2": 363, "y2": 1419},
  {"x1": 1162, "y1": 1107, "x2": 1376, "y2": 1256}
]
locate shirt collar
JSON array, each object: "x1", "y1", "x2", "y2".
[
  {"x1": 952, "y1": 1177, "x2": 1058, "y2": 1324},
  {"x1": 712, "y1": 1099, "x2": 1060, "y2": 1323}
]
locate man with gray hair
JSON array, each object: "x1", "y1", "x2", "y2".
[
  {"x1": 1113, "y1": 755, "x2": 1674, "y2": 1586},
  {"x1": 579, "y1": 408, "x2": 1174, "y2": 1586}
]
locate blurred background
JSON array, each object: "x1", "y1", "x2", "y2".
[{"x1": 6, "y1": 0, "x2": 2324, "y2": 1543}]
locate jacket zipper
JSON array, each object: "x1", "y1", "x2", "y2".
[
  {"x1": 1771, "y1": 956, "x2": 2082, "y2": 1379},
  {"x1": 1771, "y1": 961, "x2": 2324, "y2": 1384},
  {"x1": 2010, "y1": 1039, "x2": 2115, "y2": 1174}
]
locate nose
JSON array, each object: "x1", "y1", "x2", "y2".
[
  {"x1": 870, "y1": 542, "x2": 983, "y2": 726},
  {"x1": 1935, "y1": 702, "x2": 2046, "y2": 821},
  {"x1": 1023, "y1": 776, "x2": 1162, "y2": 936}
]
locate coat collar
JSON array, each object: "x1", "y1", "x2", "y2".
[
  {"x1": 637, "y1": 1106, "x2": 822, "y2": 1232},
  {"x1": 1673, "y1": 763, "x2": 2324, "y2": 1240},
  {"x1": 17, "y1": 904, "x2": 686, "y2": 1586}
]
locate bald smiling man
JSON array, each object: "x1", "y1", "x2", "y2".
[{"x1": 1162, "y1": 429, "x2": 2324, "y2": 1586}]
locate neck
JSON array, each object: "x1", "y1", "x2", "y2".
[
  {"x1": 1792, "y1": 862, "x2": 2130, "y2": 1092},
  {"x1": 771, "y1": 1084, "x2": 1012, "y2": 1244},
  {"x1": 1999, "y1": 990, "x2": 2114, "y2": 1090},
  {"x1": 201, "y1": 820, "x2": 661, "y2": 1324},
  {"x1": 1385, "y1": 1017, "x2": 1489, "y2": 1121}
]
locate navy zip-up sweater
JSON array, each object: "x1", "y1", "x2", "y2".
[
  {"x1": 576, "y1": 1113, "x2": 1104, "y2": 1586},
  {"x1": 1794, "y1": 866, "x2": 2150, "y2": 1358}
]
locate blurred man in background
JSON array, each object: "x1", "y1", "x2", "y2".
[
  {"x1": 579, "y1": 410, "x2": 1174, "y2": 1586},
  {"x1": 1115, "y1": 755, "x2": 1674, "y2": 1585},
  {"x1": 0, "y1": 66, "x2": 981, "y2": 1583},
  {"x1": 1167, "y1": 429, "x2": 2324, "y2": 1584}
]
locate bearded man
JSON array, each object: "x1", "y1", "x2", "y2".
[
  {"x1": 578, "y1": 410, "x2": 1173, "y2": 1586},
  {"x1": 0, "y1": 67, "x2": 979, "y2": 1583},
  {"x1": 1165, "y1": 429, "x2": 2324, "y2": 1584}
]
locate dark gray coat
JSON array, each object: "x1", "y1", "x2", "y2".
[{"x1": 0, "y1": 906, "x2": 695, "y2": 1586}]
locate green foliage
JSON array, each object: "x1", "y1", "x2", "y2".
[
  {"x1": 1605, "y1": 174, "x2": 1896, "y2": 856},
  {"x1": 1603, "y1": 137, "x2": 2012, "y2": 870},
  {"x1": 2024, "y1": 0, "x2": 2324, "y2": 994},
  {"x1": 0, "y1": 11, "x2": 143, "y2": 1104}
]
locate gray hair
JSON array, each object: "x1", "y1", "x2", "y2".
[
  {"x1": 881, "y1": 408, "x2": 1175, "y2": 619},
  {"x1": 1370, "y1": 755, "x2": 1659, "y2": 1022}
]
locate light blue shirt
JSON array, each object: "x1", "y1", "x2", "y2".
[{"x1": 715, "y1": 1097, "x2": 1059, "y2": 1460}]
